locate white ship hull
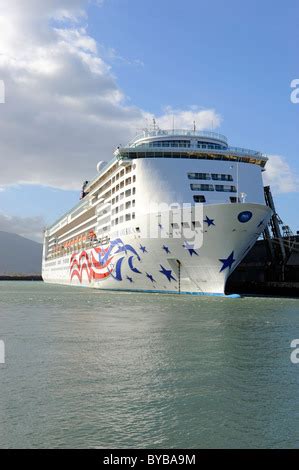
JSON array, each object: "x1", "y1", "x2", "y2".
[{"x1": 42, "y1": 203, "x2": 272, "y2": 296}]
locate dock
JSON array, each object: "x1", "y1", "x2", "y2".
[
  {"x1": 0, "y1": 275, "x2": 42, "y2": 281},
  {"x1": 227, "y1": 186, "x2": 299, "y2": 297}
]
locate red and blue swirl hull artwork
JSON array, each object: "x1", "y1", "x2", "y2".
[{"x1": 70, "y1": 238, "x2": 141, "y2": 284}]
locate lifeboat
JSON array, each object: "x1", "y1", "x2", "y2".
[{"x1": 88, "y1": 229, "x2": 96, "y2": 240}]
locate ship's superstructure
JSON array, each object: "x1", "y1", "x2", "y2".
[{"x1": 42, "y1": 128, "x2": 272, "y2": 295}]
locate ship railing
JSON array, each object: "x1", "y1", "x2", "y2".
[
  {"x1": 116, "y1": 146, "x2": 266, "y2": 160},
  {"x1": 128, "y1": 129, "x2": 228, "y2": 146},
  {"x1": 227, "y1": 147, "x2": 263, "y2": 157}
]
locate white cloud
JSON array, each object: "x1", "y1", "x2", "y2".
[
  {"x1": 263, "y1": 155, "x2": 299, "y2": 194},
  {"x1": 156, "y1": 107, "x2": 222, "y2": 130},
  {"x1": 0, "y1": 213, "x2": 45, "y2": 242},
  {"x1": 0, "y1": 0, "x2": 221, "y2": 191}
]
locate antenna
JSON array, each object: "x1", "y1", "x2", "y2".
[
  {"x1": 193, "y1": 121, "x2": 196, "y2": 132},
  {"x1": 172, "y1": 114, "x2": 175, "y2": 133},
  {"x1": 152, "y1": 118, "x2": 157, "y2": 130}
]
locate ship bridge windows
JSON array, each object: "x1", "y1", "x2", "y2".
[
  {"x1": 139, "y1": 140, "x2": 191, "y2": 148},
  {"x1": 190, "y1": 184, "x2": 214, "y2": 191},
  {"x1": 197, "y1": 141, "x2": 227, "y2": 150}
]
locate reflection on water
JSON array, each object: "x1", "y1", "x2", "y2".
[{"x1": 0, "y1": 282, "x2": 298, "y2": 448}]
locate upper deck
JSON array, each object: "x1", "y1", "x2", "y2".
[
  {"x1": 45, "y1": 128, "x2": 268, "y2": 238},
  {"x1": 114, "y1": 128, "x2": 267, "y2": 167},
  {"x1": 128, "y1": 129, "x2": 228, "y2": 147}
]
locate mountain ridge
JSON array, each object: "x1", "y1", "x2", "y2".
[{"x1": 0, "y1": 231, "x2": 42, "y2": 274}]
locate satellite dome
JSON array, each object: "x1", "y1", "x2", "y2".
[{"x1": 96, "y1": 161, "x2": 105, "y2": 173}]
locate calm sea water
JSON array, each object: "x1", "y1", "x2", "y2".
[{"x1": 0, "y1": 281, "x2": 298, "y2": 449}]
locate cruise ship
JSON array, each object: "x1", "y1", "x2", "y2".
[{"x1": 42, "y1": 127, "x2": 272, "y2": 296}]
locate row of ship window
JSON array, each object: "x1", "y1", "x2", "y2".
[
  {"x1": 112, "y1": 213, "x2": 136, "y2": 226},
  {"x1": 138, "y1": 140, "x2": 227, "y2": 150},
  {"x1": 111, "y1": 176, "x2": 136, "y2": 194},
  {"x1": 111, "y1": 189, "x2": 135, "y2": 204},
  {"x1": 111, "y1": 200, "x2": 135, "y2": 215},
  {"x1": 188, "y1": 172, "x2": 233, "y2": 181},
  {"x1": 111, "y1": 165, "x2": 132, "y2": 183},
  {"x1": 98, "y1": 173, "x2": 137, "y2": 231},
  {"x1": 89, "y1": 165, "x2": 133, "y2": 201},
  {"x1": 190, "y1": 183, "x2": 237, "y2": 192},
  {"x1": 193, "y1": 195, "x2": 240, "y2": 203}
]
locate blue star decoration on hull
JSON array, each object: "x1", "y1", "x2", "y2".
[
  {"x1": 159, "y1": 265, "x2": 176, "y2": 282},
  {"x1": 219, "y1": 251, "x2": 236, "y2": 272},
  {"x1": 146, "y1": 273, "x2": 156, "y2": 283},
  {"x1": 183, "y1": 240, "x2": 199, "y2": 256},
  {"x1": 162, "y1": 245, "x2": 171, "y2": 254},
  {"x1": 204, "y1": 216, "x2": 215, "y2": 227},
  {"x1": 139, "y1": 244, "x2": 147, "y2": 253}
]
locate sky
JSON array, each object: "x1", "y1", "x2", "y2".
[{"x1": 0, "y1": 0, "x2": 298, "y2": 241}]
